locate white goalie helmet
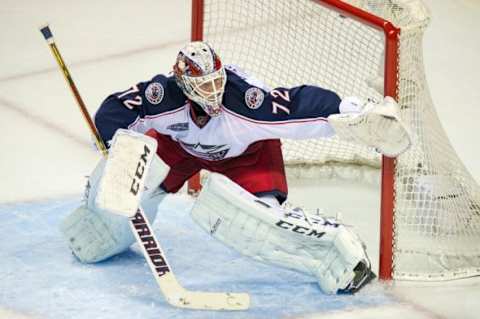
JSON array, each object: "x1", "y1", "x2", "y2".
[{"x1": 173, "y1": 41, "x2": 227, "y2": 116}]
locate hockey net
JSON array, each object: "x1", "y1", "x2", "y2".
[{"x1": 190, "y1": 0, "x2": 480, "y2": 281}]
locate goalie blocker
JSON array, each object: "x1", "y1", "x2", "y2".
[{"x1": 191, "y1": 173, "x2": 376, "y2": 294}]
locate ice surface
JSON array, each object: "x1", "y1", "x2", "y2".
[{"x1": 0, "y1": 195, "x2": 393, "y2": 319}]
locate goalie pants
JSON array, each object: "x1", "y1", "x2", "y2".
[{"x1": 145, "y1": 129, "x2": 288, "y2": 204}]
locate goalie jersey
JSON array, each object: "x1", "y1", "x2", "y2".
[{"x1": 94, "y1": 65, "x2": 341, "y2": 161}]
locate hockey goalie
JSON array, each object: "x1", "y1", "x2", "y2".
[{"x1": 61, "y1": 41, "x2": 411, "y2": 294}]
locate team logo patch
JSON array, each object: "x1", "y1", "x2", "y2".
[
  {"x1": 145, "y1": 82, "x2": 164, "y2": 105},
  {"x1": 245, "y1": 87, "x2": 264, "y2": 110},
  {"x1": 179, "y1": 141, "x2": 230, "y2": 161}
]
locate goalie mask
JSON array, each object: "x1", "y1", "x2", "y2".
[{"x1": 173, "y1": 42, "x2": 227, "y2": 117}]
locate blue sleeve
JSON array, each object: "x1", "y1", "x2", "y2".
[
  {"x1": 264, "y1": 85, "x2": 341, "y2": 121},
  {"x1": 94, "y1": 74, "x2": 185, "y2": 145},
  {"x1": 94, "y1": 94, "x2": 140, "y2": 146},
  {"x1": 223, "y1": 70, "x2": 341, "y2": 122}
]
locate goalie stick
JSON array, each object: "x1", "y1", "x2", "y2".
[{"x1": 39, "y1": 24, "x2": 250, "y2": 311}]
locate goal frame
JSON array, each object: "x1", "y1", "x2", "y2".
[{"x1": 189, "y1": 0, "x2": 401, "y2": 281}]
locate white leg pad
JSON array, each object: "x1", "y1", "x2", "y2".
[
  {"x1": 61, "y1": 186, "x2": 166, "y2": 263},
  {"x1": 190, "y1": 173, "x2": 372, "y2": 294},
  {"x1": 60, "y1": 131, "x2": 169, "y2": 263},
  {"x1": 328, "y1": 96, "x2": 411, "y2": 157}
]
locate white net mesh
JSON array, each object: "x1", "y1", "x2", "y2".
[{"x1": 197, "y1": 0, "x2": 480, "y2": 280}]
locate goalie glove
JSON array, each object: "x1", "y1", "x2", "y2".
[{"x1": 328, "y1": 96, "x2": 411, "y2": 157}]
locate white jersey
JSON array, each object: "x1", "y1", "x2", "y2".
[{"x1": 94, "y1": 66, "x2": 341, "y2": 161}]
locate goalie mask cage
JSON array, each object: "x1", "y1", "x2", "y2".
[{"x1": 189, "y1": 0, "x2": 480, "y2": 281}]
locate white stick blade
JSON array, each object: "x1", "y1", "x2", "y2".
[
  {"x1": 157, "y1": 274, "x2": 250, "y2": 310},
  {"x1": 167, "y1": 291, "x2": 250, "y2": 311}
]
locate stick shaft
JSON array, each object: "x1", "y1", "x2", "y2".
[{"x1": 40, "y1": 25, "x2": 108, "y2": 157}]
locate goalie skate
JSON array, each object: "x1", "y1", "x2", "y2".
[{"x1": 337, "y1": 261, "x2": 377, "y2": 294}]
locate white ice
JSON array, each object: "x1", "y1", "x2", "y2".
[{"x1": 1, "y1": 0, "x2": 479, "y2": 318}]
